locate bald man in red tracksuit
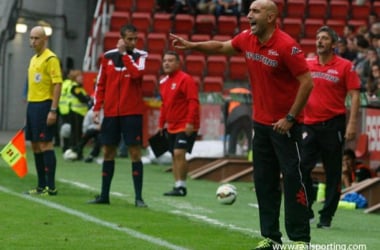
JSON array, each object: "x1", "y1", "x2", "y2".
[{"x1": 158, "y1": 51, "x2": 200, "y2": 197}]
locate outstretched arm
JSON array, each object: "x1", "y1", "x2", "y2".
[{"x1": 169, "y1": 33, "x2": 238, "y2": 56}]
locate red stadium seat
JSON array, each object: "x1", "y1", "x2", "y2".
[
  {"x1": 285, "y1": 0, "x2": 306, "y2": 18},
  {"x1": 328, "y1": 1, "x2": 349, "y2": 20},
  {"x1": 191, "y1": 34, "x2": 211, "y2": 42},
  {"x1": 217, "y1": 15, "x2": 237, "y2": 36},
  {"x1": 131, "y1": 12, "x2": 152, "y2": 34},
  {"x1": 152, "y1": 13, "x2": 172, "y2": 33},
  {"x1": 191, "y1": 75, "x2": 201, "y2": 89},
  {"x1": 135, "y1": 0, "x2": 155, "y2": 12},
  {"x1": 273, "y1": 0, "x2": 285, "y2": 16},
  {"x1": 300, "y1": 38, "x2": 316, "y2": 57},
  {"x1": 239, "y1": 16, "x2": 250, "y2": 32},
  {"x1": 110, "y1": 11, "x2": 130, "y2": 31},
  {"x1": 348, "y1": 19, "x2": 367, "y2": 33},
  {"x1": 307, "y1": 0, "x2": 327, "y2": 19},
  {"x1": 146, "y1": 33, "x2": 167, "y2": 54},
  {"x1": 173, "y1": 14, "x2": 194, "y2": 34},
  {"x1": 351, "y1": 1, "x2": 371, "y2": 20},
  {"x1": 282, "y1": 17, "x2": 303, "y2": 41},
  {"x1": 195, "y1": 14, "x2": 216, "y2": 34},
  {"x1": 203, "y1": 76, "x2": 224, "y2": 93},
  {"x1": 142, "y1": 74, "x2": 158, "y2": 97},
  {"x1": 145, "y1": 53, "x2": 162, "y2": 76},
  {"x1": 185, "y1": 55, "x2": 206, "y2": 78},
  {"x1": 228, "y1": 56, "x2": 248, "y2": 81},
  {"x1": 114, "y1": 0, "x2": 134, "y2": 12},
  {"x1": 326, "y1": 19, "x2": 346, "y2": 37},
  {"x1": 303, "y1": 18, "x2": 324, "y2": 38},
  {"x1": 136, "y1": 32, "x2": 146, "y2": 50},
  {"x1": 103, "y1": 31, "x2": 119, "y2": 51},
  {"x1": 373, "y1": 2, "x2": 380, "y2": 16},
  {"x1": 206, "y1": 55, "x2": 227, "y2": 79}
]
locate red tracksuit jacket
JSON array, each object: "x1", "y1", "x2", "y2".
[
  {"x1": 159, "y1": 70, "x2": 200, "y2": 133},
  {"x1": 93, "y1": 48, "x2": 148, "y2": 117}
]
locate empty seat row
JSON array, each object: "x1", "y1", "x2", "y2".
[
  {"x1": 282, "y1": 17, "x2": 367, "y2": 41},
  {"x1": 144, "y1": 53, "x2": 247, "y2": 80},
  {"x1": 110, "y1": 11, "x2": 246, "y2": 37},
  {"x1": 277, "y1": 0, "x2": 377, "y2": 21},
  {"x1": 141, "y1": 74, "x2": 228, "y2": 97},
  {"x1": 104, "y1": 31, "x2": 234, "y2": 54},
  {"x1": 113, "y1": 0, "x2": 156, "y2": 13}
]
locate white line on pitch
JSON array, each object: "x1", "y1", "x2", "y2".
[{"x1": 0, "y1": 185, "x2": 188, "y2": 250}]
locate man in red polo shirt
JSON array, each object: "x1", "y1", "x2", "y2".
[
  {"x1": 170, "y1": 0, "x2": 313, "y2": 248},
  {"x1": 158, "y1": 51, "x2": 200, "y2": 196},
  {"x1": 302, "y1": 26, "x2": 361, "y2": 229}
]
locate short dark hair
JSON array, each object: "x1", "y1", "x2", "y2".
[
  {"x1": 120, "y1": 24, "x2": 137, "y2": 37},
  {"x1": 317, "y1": 26, "x2": 339, "y2": 43},
  {"x1": 343, "y1": 148, "x2": 356, "y2": 160},
  {"x1": 164, "y1": 50, "x2": 180, "y2": 61}
]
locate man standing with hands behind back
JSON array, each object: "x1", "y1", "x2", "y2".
[
  {"x1": 169, "y1": 0, "x2": 313, "y2": 248},
  {"x1": 302, "y1": 26, "x2": 360, "y2": 229},
  {"x1": 158, "y1": 51, "x2": 200, "y2": 197},
  {"x1": 24, "y1": 26, "x2": 62, "y2": 196},
  {"x1": 89, "y1": 24, "x2": 148, "y2": 207}
]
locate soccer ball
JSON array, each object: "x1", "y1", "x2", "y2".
[
  {"x1": 63, "y1": 149, "x2": 78, "y2": 161},
  {"x1": 216, "y1": 184, "x2": 237, "y2": 205}
]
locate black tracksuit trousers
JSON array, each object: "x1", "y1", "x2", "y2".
[
  {"x1": 253, "y1": 122, "x2": 310, "y2": 243},
  {"x1": 301, "y1": 114, "x2": 346, "y2": 225}
]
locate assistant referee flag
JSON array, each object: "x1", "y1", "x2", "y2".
[{"x1": 0, "y1": 129, "x2": 28, "y2": 178}]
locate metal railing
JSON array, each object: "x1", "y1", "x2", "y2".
[{"x1": 82, "y1": 0, "x2": 111, "y2": 72}]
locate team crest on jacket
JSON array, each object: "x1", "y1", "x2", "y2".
[
  {"x1": 34, "y1": 73, "x2": 42, "y2": 83},
  {"x1": 291, "y1": 46, "x2": 301, "y2": 55},
  {"x1": 171, "y1": 83, "x2": 177, "y2": 90}
]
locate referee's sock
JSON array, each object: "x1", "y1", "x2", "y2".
[
  {"x1": 43, "y1": 150, "x2": 56, "y2": 190},
  {"x1": 132, "y1": 161, "x2": 143, "y2": 201},
  {"x1": 34, "y1": 152, "x2": 46, "y2": 188},
  {"x1": 101, "y1": 160, "x2": 115, "y2": 200}
]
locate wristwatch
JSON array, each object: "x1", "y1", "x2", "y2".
[{"x1": 286, "y1": 114, "x2": 296, "y2": 123}]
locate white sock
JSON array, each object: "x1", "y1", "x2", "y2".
[{"x1": 175, "y1": 180, "x2": 186, "y2": 188}]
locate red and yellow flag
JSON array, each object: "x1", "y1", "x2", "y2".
[{"x1": 0, "y1": 130, "x2": 28, "y2": 178}]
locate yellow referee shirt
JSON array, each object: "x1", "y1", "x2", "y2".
[{"x1": 27, "y1": 48, "x2": 62, "y2": 102}]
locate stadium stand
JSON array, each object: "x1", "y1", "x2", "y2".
[
  {"x1": 185, "y1": 54, "x2": 206, "y2": 78},
  {"x1": 306, "y1": 0, "x2": 327, "y2": 20},
  {"x1": 351, "y1": 1, "x2": 371, "y2": 20},
  {"x1": 282, "y1": 17, "x2": 303, "y2": 41},
  {"x1": 173, "y1": 14, "x2": 194, "y2": 34},
  {"x1": 328, "y1": 1, "x2": 349, "y2": 20},
  {"x1": 206, "y1": 55, "x2": 228, "y2": 79},
  {"x1": 217, "y1": 15, "x2": 238, "y2": 36},
  {"x1": 131, "y1": 12, "x2": 152, "y2": 35},
  {"x1": 195, "y1": 14, "x2": 216, "y2": 34},
  {"x1": 152, "y1": 13, "x2": 173, "y2": 33},
  {"x1": 285, "y1": 0, "x2": 306, "y2": 18},
  {"x1": 203, "y1": 76, "x2": 224, "y2": 93},
  {"x1": 110, "y1": 11, "x2": 130, "y2": 31},
  {"x1": 228, "y1": 56, "x2": 248, "y2": 81},
  {"x1": 146, "y1": 32, "x2": 167, "y2": 54},
  {"x1": 113, "y1": 0, "x2": 134, "y2": 12},
  {"x1": 135, "y1": 0, "x2": 156, "y2": 13},
  {"x1": 142, "y1": 74, "x2": 158, "y2": 97},
  {"x1": 303, "y1": 18, "x2": 324, "y2": 39}
]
